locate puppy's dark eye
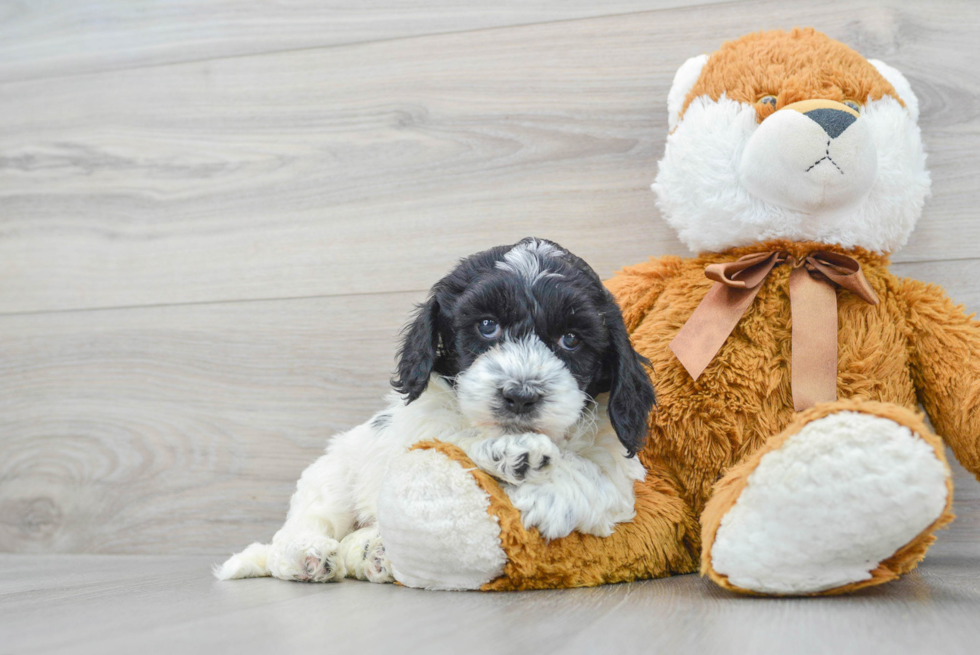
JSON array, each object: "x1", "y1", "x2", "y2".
[
  {"x1": 843, "y1": 99, "x2": 861, "y2": 112},
  {"x1": 559, "y1": 333, "x2": 580, "y2": 351},
  {"x1": 477, "y1": 319, "x2": 500, "y2": 339},
  {"x1": 758, "y1": 95, "x2": 777, "y2": 109}
]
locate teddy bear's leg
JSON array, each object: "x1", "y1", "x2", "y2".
[
  {"x1": 701, "y1": 400, "x2": 954, "y2": 596},
  {"x1": 378, "y1": 441, "x2": 699, "y2": 591}
]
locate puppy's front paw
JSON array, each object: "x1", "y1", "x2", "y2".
[
  {"x1": 472, "y1": 433, "x2": 560, "y2": 485},
  {"x1": 508, "y1": 484, "x2": 595, "y2": 540},
  {"x1": 267, "y1": 536, "x2": 344, "y2": 583}
]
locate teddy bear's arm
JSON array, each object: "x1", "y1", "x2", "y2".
[
  {"x1": 605, "y1": 256, "x2": 684, "y2": 331},
  {"x1": 380, "y1": 441, "x2": 700, "y2": 590},
  {"x1": 901, "y1": 277, "x2": 980, "y2": 480},
  {"x1": 481, "y1": 459, "x2": 700, "y2": 589}
]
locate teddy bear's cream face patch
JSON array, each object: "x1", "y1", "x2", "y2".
[
  {"x1": 654, "y1": 84, "x2": 929, "y2": 254},
  {"x1": 739, "y1": 100, "x2": 879, "y2": 214},
  {"x1": 654, "y1": 33, "x2": 930, "y2": 255}
]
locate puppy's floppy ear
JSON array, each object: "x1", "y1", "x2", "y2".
[
  {"x1": 392, "y1": 295, "x2": 441, "y2": 403},
  {"x1": 603, "y1": 304, "x2": 656, "y2": 457}
]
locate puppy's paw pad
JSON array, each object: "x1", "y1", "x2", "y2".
[
  {"x1": 485, "y1": 433, "x2": 560, "y2": 484},
  {"x1": 304, "y1": 551, "x2": 336, "y2": 582},
  {"x1": 364, "y1": 543, "x2": 393, "y2": 583},
  {"x1": 340, "y1": 528, "x2": 393, "y2": 583},
  {"x1": 269, "y1": 538, "x2": 343, "y2": 583}
]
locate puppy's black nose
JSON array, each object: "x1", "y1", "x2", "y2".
[
  {"x1": 804, "y1": 108, "x2": 857, "y2": 139},
  {"x1": 502, "y1": 389, "x2": 540, "y2": 415}
]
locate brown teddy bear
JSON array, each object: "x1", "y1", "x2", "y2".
[{"x1": 377, "y1": 28, "x2": 980, "y2": 595}]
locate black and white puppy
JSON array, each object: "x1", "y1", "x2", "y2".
[{"x1": 216, "y1": 238, "x2": 655, "y2": 584}]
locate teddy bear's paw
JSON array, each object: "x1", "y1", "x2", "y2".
[
  {"x1": 339, "y1": 525, "x2": 393, "y2": 583},
  {"x1": 469, "y1": 432, "x2": 560, "y2": 485},
  {"x1": 707, "y1": 410, "x2": 950, "y2": 595},
  {"x1": 267, "y1": 535, "x2": 344, "y2": 583},
  {"x1": 377, "y1": 446, "x2": 507, "y2": 590}
]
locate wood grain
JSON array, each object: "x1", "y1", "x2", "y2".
[
  {"x1": 2, "y1": 0, "x2": 979, "y2": 314},
  {"x1": 1, "y1": 256, "x2": 979, "y2": 555},
  {"x1": 0, "y1": 0, "x2": 725, "y2": 83},
  {"x1": 0, "y1": 290, "x2": 424, "y2": 554},
  {"x1": 1, "y1": 548, "x2": 979, "y2": 655}
]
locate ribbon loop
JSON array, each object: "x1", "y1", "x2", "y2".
[
  {"x1": 669, "y1": 250, "x2": 878, "y2": 411},
  {"x1": 704, "y1": 251, "x2": 785, "y2": 289},
  {"x1": 803, "y1": 251, "x2": 879, "y2": 306}
]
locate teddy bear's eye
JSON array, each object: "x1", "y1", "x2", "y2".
[
  {"x1": 758, "y1": 95, "x2": 778, "y2": 109},
  {"x1": 843, "y1": 100, "x2": 861, "y2": 112}
]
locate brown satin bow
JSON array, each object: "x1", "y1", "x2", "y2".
[{"x1": 669, "y1": 251, "x2": 879, "y2": 411}]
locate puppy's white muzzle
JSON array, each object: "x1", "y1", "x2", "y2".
[
  {"x1": 455, "y1": 335, "x2": 586, "y2": 439},
  {"x1": 739, "y1": 100, "x2": 878, "y2": 214}
]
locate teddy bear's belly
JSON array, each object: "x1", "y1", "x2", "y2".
[{"x1": 632, "y1": 277, "x2": 918, "y2": 514}]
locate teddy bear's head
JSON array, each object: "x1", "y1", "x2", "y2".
[{"x1": 653, "y1": 28, "x2": 930, "y2": 254}]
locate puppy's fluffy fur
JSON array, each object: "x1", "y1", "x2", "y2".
[{"x1": 215, "y1": 238, "x2": 655, "y2": 584}]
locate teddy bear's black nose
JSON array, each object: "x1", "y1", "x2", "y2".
[{"x1": 804, "y1": 108, "x2": 857, "y2": 139}]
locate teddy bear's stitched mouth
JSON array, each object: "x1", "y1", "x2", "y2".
[{"x1": 805, "y1": 140, "x2": 844, "y2": 175}]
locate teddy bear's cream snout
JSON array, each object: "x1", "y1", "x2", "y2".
[{"x1": 738, "y1": 99, "x2": 878, "y2": 214}]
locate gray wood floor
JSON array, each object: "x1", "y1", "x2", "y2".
[
  {"x1": 2, "y1": 0, "x2": 980, "y2": 651},
  {"x1": 2, "y1": 535, "x2": 979, "y2": 655}
]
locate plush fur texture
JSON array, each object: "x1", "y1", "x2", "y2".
[
  {"x1": 667, "y1": 54, "x2": 708, "y2": 131},
  {"x1": 653, "y1": 28, "x2": 930, "y2": 254},
  {"x1": 701, "y1": 401, "x2": 955, "y2": 596},
  {"x1": 377, "y1": 445, "x2": 507, "y2": 590},
  {"x1": 678, "y1": 28, "x2": 902, "y2": 119},
  {"x1": 379, "y1": 30, "x2": 980, "y2": 595},
  {"x1": 608, "y1": 239, "x2": 976, "y2": 519},
  {"x1": 387, "y1": 439, "x2": 698, "y2": 591},
  {"x1": 215, "y1": 239, "x2": 654, "y2": 584},
  {"x1": 707, "y1": 409, "x2": 950, "y2": 594}
]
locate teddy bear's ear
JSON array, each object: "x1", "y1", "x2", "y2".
[
  {"x1": 868, "y1": 59, "x2": 920, "y2": 122},
  {"x1": 667, "y1": 54, "x2": 708, "y2": 131}
]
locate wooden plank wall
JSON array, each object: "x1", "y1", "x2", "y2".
[{"x1": 1, "y1": 0, "x2": 979, "y2": 555}]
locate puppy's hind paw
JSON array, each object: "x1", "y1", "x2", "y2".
[
  {"x1": 362, "y1": 542, "x2": 393, "y2": 583},
  {"x1": 268, "y1": 536, "x2": 344, "y2": 583},
  {"x1": 339, "y1": 526, "x2": 393, "y2": 583}
]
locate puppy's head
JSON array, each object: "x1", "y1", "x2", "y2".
[{"x1": 392, "y1": 238, "x2": 655, "y2": 456}]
